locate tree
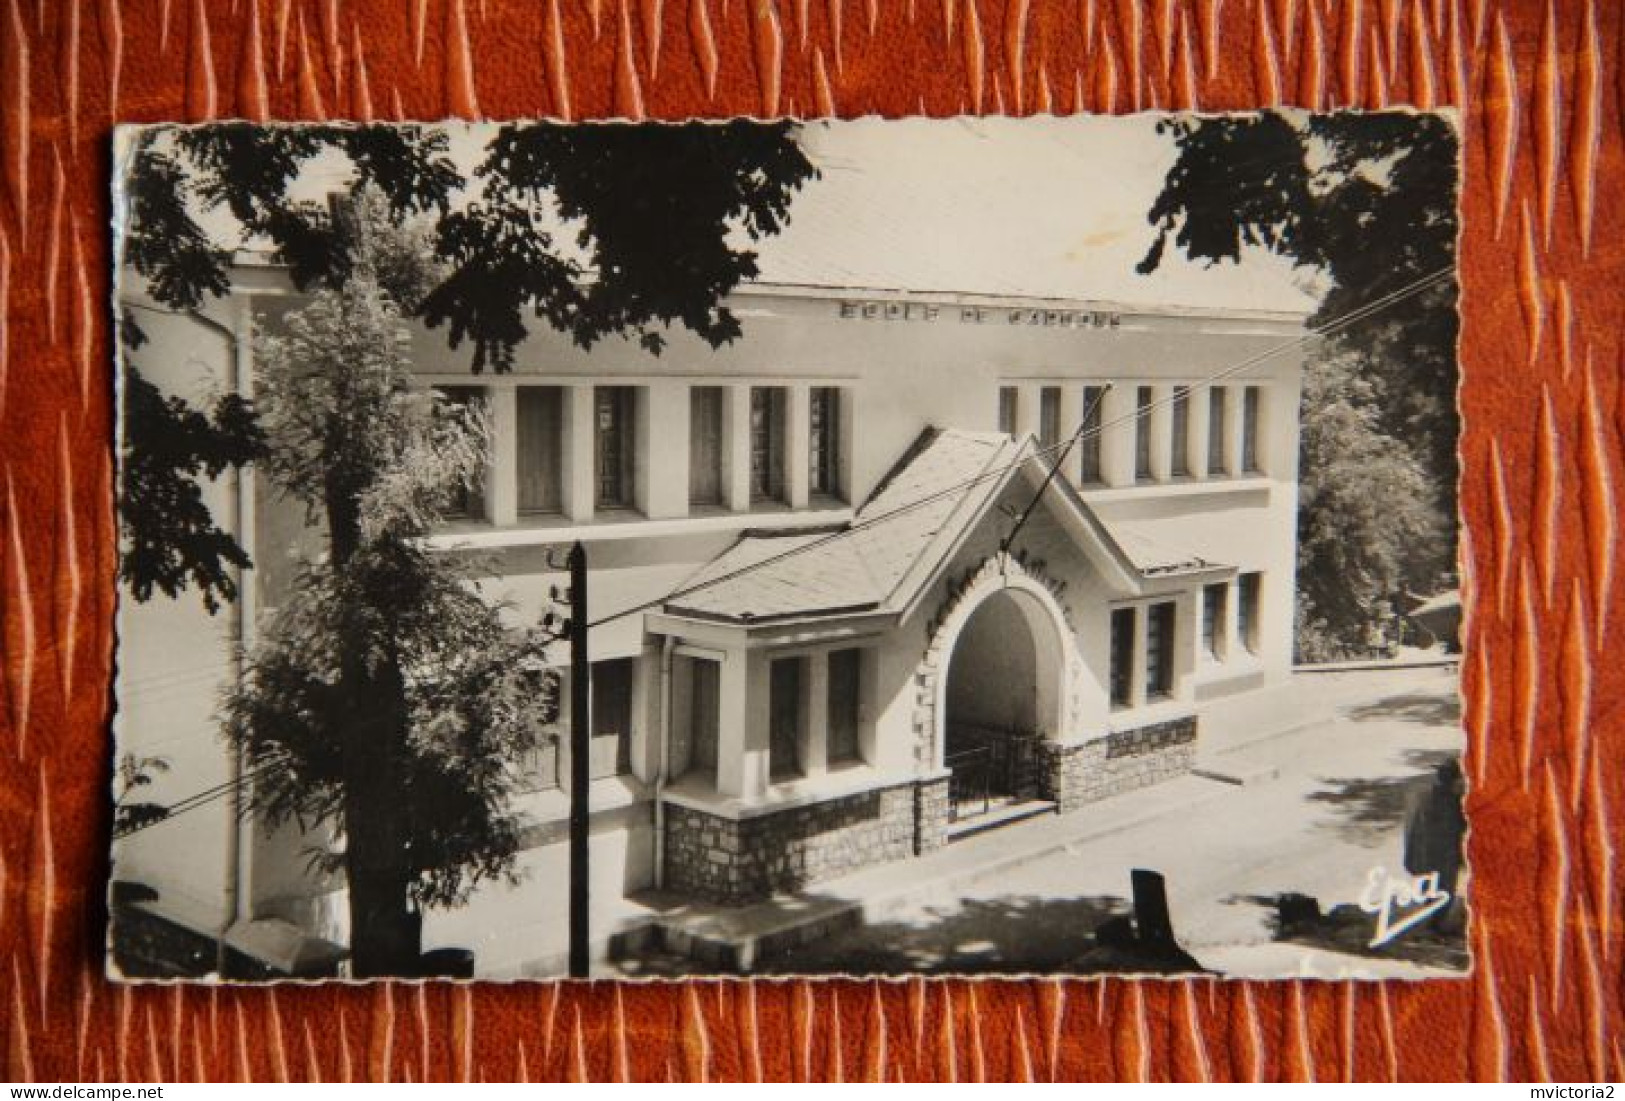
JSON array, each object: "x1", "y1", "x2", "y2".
[
  {"x1": 1295, "y1": 351, "x2": 1446, "y2": 661},
  {"x1": 120, "y1": 123, "x2": 816, "y2": 973},
  {"x1": 1138, "y1": 112, "x2": 1459, "y2": 656},
  {"x1": 222, "y1": 260, "x2": 557, "y2": 976}
]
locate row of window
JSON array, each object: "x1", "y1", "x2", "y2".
[
  {"x1": 1000, "y1": 383, "x2": 1263, "y2": 486},
  {"x1": 441, "y1": 383, "x2": 844, "y2": 522},
  {"x1": 1109, "y1": 573, "x2": 1263, "y2": 709},
  {"x1": 520, "y1": 648, "x2": 868, "y2": 793}
]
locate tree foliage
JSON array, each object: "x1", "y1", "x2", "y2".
[
  {"x1": 119, "y1": 325, "x2": 267, "y2": 613},
  {"x1": 1139, "y1": 111, "x2": 1459, "y2": 656},
  {"x1": 125, "y1": 121, "x2": 816, "y2": 369}
]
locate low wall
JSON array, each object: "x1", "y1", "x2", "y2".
[
  {"x1": 664, "y1": 779, "x2": 935, "y2": 904},
  {"x1": 1040, "y1": 715, "x2": 1199, "y2": 812}
]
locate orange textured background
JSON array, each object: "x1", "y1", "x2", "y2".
[{"x1": 0, "y1": 0, "x2": 1620, "y2": 1083}]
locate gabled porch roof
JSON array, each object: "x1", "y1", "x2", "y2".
[{"x1": 661, "y1": 429, "x2": 1228, "y2": 628}]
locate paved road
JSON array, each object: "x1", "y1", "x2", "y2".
[{"x1": 755, "y1": 664, "x2": 1466, "y2": 979}]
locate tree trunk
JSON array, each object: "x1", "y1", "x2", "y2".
[
  {"x1": 344, "y1": 783, "x2": 421, "y2": 977},
  {"x1": 326, "y1": 473, "x2": 423, "y2": 978}
]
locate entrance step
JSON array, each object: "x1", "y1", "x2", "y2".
[
  {"x1": 946, "y1": 798, "x2": 1057, "y2": 841},
  {"x1": 1191, "y1": 761, "x2": 1280, "y2": 786}
]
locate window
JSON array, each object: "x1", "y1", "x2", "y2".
[
  {"x1": 1134, "y1": 386, "x2": 1154, "y2": 482},
  {"x1": 595, "y1": 387, "x2": 635, "y2": 508},
  {"x1": 809, "y1": 387, "x2": 841, "y2": 498},
  {"x1": 827, "y1": 648, "x2": 862, "y2": 764},
  {"x1": 437, "y1": 386, "x2": 487, "y2": 520},
  {"x1": 1109, "y1": 608, "x2": 1136, "y2": 709},
  {"x1": 750, "y1": 387, "x2": 786, "y2": 502},
  {"x1": 1202, "y1": 583, "x2": 1228, "y2": 661},
  {"x1": 687, "y1": 658, "x2": 720, "y2": 781},
  {"x1": 1145, "y1": 602, "x2": 1176, "y2": 700},
  {"x1": 1038, "y1": 386, "x2": 1062, "y2": 450},
  {"x1": 590, "y1": 658, "x2": 634, "y2": 779},
  {"x1": 1238, "y1": 572, "x2": 1262, "y2": 653},
  {"x1": 689, "y1": 387, "x2": 725, "y2": 507},
  {"x1": 517, "y1": 387, "x2": 563, "y2": 515},
  {"x1": 516, "y1": 728, "x2": 559, "y2": 793},
  {"x1": 1078, "y1": 385, "x2": 1104, "y2": 484},
  {"x1": 998, "y1": 387, "x2": 1018, "y2": 437},
  {"x1": 769, "y1": 657, "x2": 804, "y2": 779},
  {"x1": 1170, "y1": 386, "x2": 1191, "y2": 476},
  {"x1": 1208, "y1": 387, "x2": 1228, "y2": 475},
  {"x1": 1242, "y1": 386, "x2": 1262, "y2": 473}
]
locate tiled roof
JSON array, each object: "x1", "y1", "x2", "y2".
[
  {"x1": 664, "y1": 429, "x2": 1235, "y2": 625},
  {"x1": 665, "y1": 430, "x2": 1016, "y2": 623},
  {"x1": 1104, "y1": 523, "x2": 1228, "y2": 577}
]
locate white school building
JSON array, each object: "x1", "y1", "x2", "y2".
[{"x1": 116, "y1": 258, "x2": 1306, "y2": 975}]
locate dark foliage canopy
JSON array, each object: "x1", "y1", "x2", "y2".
[{"x1": 118, "y1": 324, "x2": 266, "y2": 613}]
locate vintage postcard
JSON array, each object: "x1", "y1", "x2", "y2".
[{"x1": 110, "y1": 112, "x2": 1464, "y2": 981}]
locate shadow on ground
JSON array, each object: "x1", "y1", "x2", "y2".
[
  {"x1": 753, "y1": 894, "x2": 1134, "y2": 975},
  {"x1": 1344, "y1": 691, "x2": 1461, "y2": 727},
  {"x1": 1223, "y1": 890, "x2": 1469, "y2": 972},
  {"x1": 1307, "y1": 749, "x2": 1460, "y2": 845}
]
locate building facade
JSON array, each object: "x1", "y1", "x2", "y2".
[{"x1": 115, "y1": 263, "x2": 1305, "y2": 974}]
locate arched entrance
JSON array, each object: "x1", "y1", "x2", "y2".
[{"x1": 941, "y1": 585, "x2": 1064, "y2": 821}]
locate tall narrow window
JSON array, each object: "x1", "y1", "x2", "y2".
[
  {"x1": 998, "y1": 387, "x2": 1018, "y2": 437},
  {"x1": 1109, "y1": 607, "x2": 1136, "y2": 709},
  {"x1": 437, "y1": 386, "x2": 487, "y2": 520},
  {"x1": 516, "y1": 728, "x2": 559, "y2": 793},
  {"x1": 1238, "y1": 572, "x2": 1263, "y2": 653},
  {"x1": 595, "y1": 387, "x2": 635, "y2": 509},
  {"x1": 827, "y1": 648, "x2": 862, "y2": 764},
  {"x1": 1170, "y1": 386, "x2": 1191, "y2": 476},
  {"x1": 1208, "y1": 387, "x2": 1229, "y2": 475},
  {"x1": 1078, "y1": 385, "x2": 1104, "y2": 485},
  {"x1": 689, "y1": 387, "x2": 725, "y2": 507},
  {"x1": 809, "y1": 387, "x2": 841, "y2": 498},
  {"x1": 750, "y1": 387, "x2": 786, "y2": 503},
  {"x1": 1242, "y1": 386, "x2": 1262, "y2": 473},
  {"x1": 1135, "y1": 386, "x2": 1154, "y2": 482},
  {"x1": 589, "y1": 658, "x2": 634, "y2": 779},
  {"x1": 1146, "y1": 601, "x2": 1176, "y2": 699},
  {"x1": 1039, "y1": 386, "x2": 1062, "y2": 450},
  {"x1": 769, "y1": 657, "x2": 804, "y2": 779},
  {"x1": 687, "y1": 658, "x2": 720, "y2": 782},
  {"x1": 1202, "y1": 583, "x2": 1228, "y2": 661},
  {"x1": 517, "y1": 387, "x2": 563, "y2": 515}
]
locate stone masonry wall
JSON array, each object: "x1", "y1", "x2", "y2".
[
  {"x1": 1042, "y1": 715, "x2": 1198, "y2": 812},
  {"x1": 664, "y1": 781, "x2": 923, "y2": 904}
]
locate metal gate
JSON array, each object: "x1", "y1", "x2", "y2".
[{"x1": 945, "y1": 736, "x2": 1015, "y2": 822}]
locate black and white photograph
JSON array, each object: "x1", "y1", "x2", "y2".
[{"x1": 111, "y1": 111, "x2": 1463, "y2": 981}]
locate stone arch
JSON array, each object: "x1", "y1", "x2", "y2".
[{"x1": 912, "y1": 553, "x2": 1084, "y2": 773}]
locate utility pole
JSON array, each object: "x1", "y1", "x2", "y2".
[{"x1": 568, "y1": 540, "x2": 590, "y2": 978}]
